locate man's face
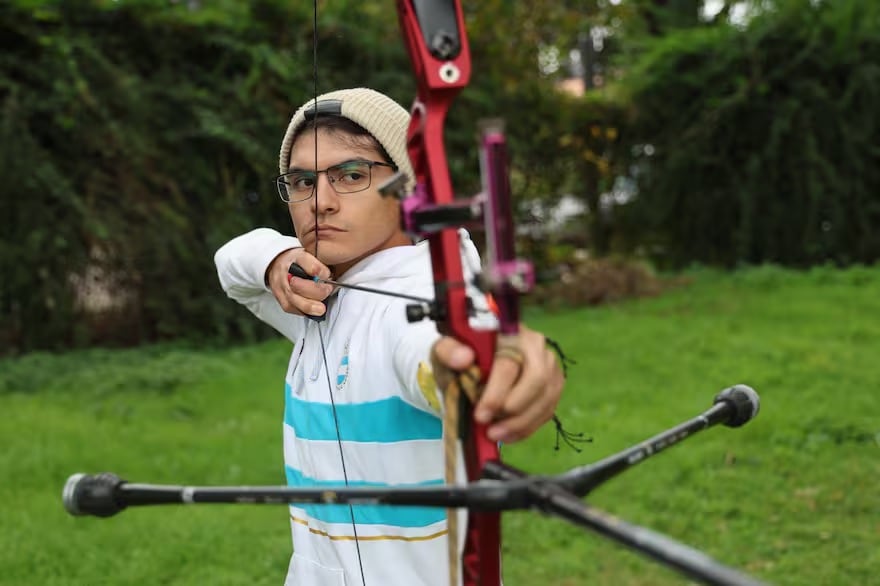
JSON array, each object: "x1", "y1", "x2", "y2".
[{"x1": 286, "y1": 128, "x2": 410, "y2": 276}]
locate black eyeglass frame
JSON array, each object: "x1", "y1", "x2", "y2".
[{"x1": 274, "y1": 159, "x2": 397, "y2": 203}]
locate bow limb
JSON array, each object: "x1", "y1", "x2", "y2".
[{"x1": 393, "y1": 2, "x2": 533, "y2": 585}]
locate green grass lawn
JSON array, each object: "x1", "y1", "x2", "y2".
[{"x1": 1, "y1": 265, "x2": 878, "y2": 585}]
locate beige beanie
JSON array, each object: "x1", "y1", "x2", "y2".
[{"x1": 279, "y1": 88, "x2": 415, "y2": 193}]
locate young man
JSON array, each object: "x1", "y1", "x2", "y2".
[{"x1": 215, "y1": 88, "x2": 564, "y2": 585}]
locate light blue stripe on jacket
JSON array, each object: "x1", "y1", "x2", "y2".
[
  {"x1": 284, "y1": 384, "x2": 442, "y2": 443},
  {"x1": 285, "y1": 466, "x2": 446, "y2": 527}
]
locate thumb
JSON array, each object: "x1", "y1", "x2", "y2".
[
  {"x1": 430, "y1": 337, "x2": 475, "y2": 394},
  {"x1": 431, "y1": 336, "x2": 475, "y2": 371}
]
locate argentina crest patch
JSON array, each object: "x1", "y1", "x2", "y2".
[{"x1": 336, "y1": 340, "x2": 351, "y2": 390}]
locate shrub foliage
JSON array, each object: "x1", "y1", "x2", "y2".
[
  {"x1": 619, "y1": 0, "x2": 880, "y2": 268},
  {"x1": 3, "y1": 0, "x2": 878, "y2": 352},
  {"x1": 0, "y1": 1, "x2": 413, "y2": 352}
]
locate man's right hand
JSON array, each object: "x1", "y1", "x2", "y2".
[{"x1": 265, "y1": 248, "x2": 334, "y2": 316}]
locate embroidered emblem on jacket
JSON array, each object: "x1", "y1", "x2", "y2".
[
  {"x1": 336, "y1": 341, "x2": 351, "y2": 390},
  {"x1": 417, "y1": 361, "x2": 441, "y2": 412}
]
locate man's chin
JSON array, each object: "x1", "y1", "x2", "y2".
[
  {"x1": 297, "y1": 237, "x2": 342, "y2": 259},
  {"x1": 320, "y1": 253, "x2": 366, "y2": 278}
]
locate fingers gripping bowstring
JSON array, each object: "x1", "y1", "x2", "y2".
[{"x1": 310, "y1": 2, "x2": 367, "y2": 585}]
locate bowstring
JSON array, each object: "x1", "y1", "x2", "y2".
[
  {"x1": 311, "y1": 0, "x2": 319, "y2": 264},
  {"x1": 311, "y1": 2, "x2": 367, "y2": 585}
]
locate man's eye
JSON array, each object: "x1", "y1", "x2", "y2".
[
  {"x1": 333, "y1": 163, "x2": 369, "y2": 183},
  {"x1": 341, "y1": 171, "x2": 366, "y2": 182},
  {"x1": 292, "y1": 176, "x2": 315, "y2": 190}
]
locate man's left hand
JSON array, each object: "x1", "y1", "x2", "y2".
[{"x1": 431, "y1": 325, "x2": 565, "y2": 443}]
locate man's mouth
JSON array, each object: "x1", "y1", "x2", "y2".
[{"x1": 309, "y1": 224, "x2": 345, "y2": 234}]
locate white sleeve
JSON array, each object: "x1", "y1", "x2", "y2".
[
  {"x1": 389, "y1": 309, "x2": 443, "y2": 415},
  {"x1": 214, "y1": 227, "x2": 304, "y2": 342},
  {"x1": 388, "y1": 230, "x2": 495, "y2": 415}
]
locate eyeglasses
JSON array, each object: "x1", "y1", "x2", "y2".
[{"x1": 275, "y1": 159, "x2": 396, "y2": 203}]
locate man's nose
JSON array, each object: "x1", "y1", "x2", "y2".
[{"x1": 312, "y1": 173, "x2": 339, "y2": 212}]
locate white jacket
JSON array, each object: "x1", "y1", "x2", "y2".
[{"x1": 215, "y1": 228, "x2": 490, "y2": 586}]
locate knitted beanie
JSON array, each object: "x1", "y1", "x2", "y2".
[{"x1": 279, "y1": 88, "x2": 415, "y2": 193}]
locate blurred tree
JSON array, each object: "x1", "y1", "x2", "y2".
[
  {"x1": 0, "y1": 0, "x2": 412, "y2": 352},
  {"x1": 618, "y1": 0, "x2": 880, "y2": 267},
  {"x1": 0, "y1": 0, "x2": 596, "y2": 351},
  {"x1": 6, "y1": 0, "x2": 870, "y2": 347}
]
